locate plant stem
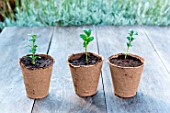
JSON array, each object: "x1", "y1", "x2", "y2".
[
  {"x1": 32, "y1": 54, "x2": 35, "y2": 64},
  {"x1": 85, "y1": 47, "x2": 88, "y2": 63},
  {"x1": 125, "y1": 46, "x2": 129, "y2": 59},
  {"x1": 32, "y1": 40, "x2": 35, "y2": 65}
]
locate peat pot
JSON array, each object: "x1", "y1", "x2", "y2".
[
  {"x1": 68, "y1": 52, "x2": 104, "y2": 97},
  {"x1": 19, "y1": 54, "x2": 54, "y2": 99},
  {"x1": 108, "y1": 53, "x2": 144, "y2": 98}
]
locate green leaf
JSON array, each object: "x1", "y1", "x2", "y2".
[
  {"x1": 126, "y1": 36, "x2": 130, "y2": 41},
  {"x1": 28, "y1": 34, "x2": 36, "y2": 38},
  {"x1": 131, "y1": 37, "x2": 134, "y2": 41},
  {"x1": 88, "y1": 36, "x2": 94, "y2": 42},
  {"x1": 135, "y1": 32, "x2": 138, "y2": 35},
  {"x1": 80, "y1": 34, "x2": 86, "y2": 41},
  {"x1": 83, "y1": 30, "x2": 88, "y2": 35},
  {"x1": 32, "y1": 35, "x2": 37, "y2": 39},
  {"x1": 127, "y1": 42, "x2": 132, "y2": 47},
  {"x1": 26, "y1": 55, "x2": 32, "y2": 59},
  {"x1": 87, "y1": 29, "x2": 92, "y2": 36},
  {"x1": 34, "y1": 45, "x2": 38, "y2": 48},
  {"x1": 34, "y1": 56, "x2": 39, "y2": 59},
  {"x1": 84, "y1": 29, "x2": 91, "y2": 37},
  {"x1": 129, "y1": 30, "x2": 134, "y2": 34},
  {"x1": 33, "y1": 47, "x2": 37, "y2": 51}
]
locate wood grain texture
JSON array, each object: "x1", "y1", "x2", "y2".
[
  {"x1": 143, "y1": 26, "x2": 170, "y2": 75},
  {"x1": 32, "y1": 26, "x2": 107, "y2": 113},
  {"x1": 0, "y1": 27, "x2": 53, "y2": 113},
  {"x1": 96, "y1": 26, "x2": 170, "y2": 113}
]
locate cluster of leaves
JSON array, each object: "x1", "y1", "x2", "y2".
[
  {"x1": 26, "y1": 34, "x2": 38, "y2": 65},
  {"x1": 80, "y1": 29, "x2": 94, "y2": 63},
  {"x1": 0, "y1": 0, "x2": 170, "y2": 31},
  {"x1": 124, "y1": 30, "x2": 138, "y2": 59}
]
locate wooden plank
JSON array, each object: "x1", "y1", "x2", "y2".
[
  {"x1": 32, "y1": 26, "x2": 107, "y2": 113},
  {"x1": 96, "y1": 26, "x2": 170, "y2": 113},
  {"x1": 0, "y1": 27, "x2": 53, "y2": 113},
  {"x1": 143, "y1": 26, "x2": 170, "y2": 74}
]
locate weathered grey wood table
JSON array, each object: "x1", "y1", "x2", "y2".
[{"x1": 0, "y1": 26, "x2": 170, "y2": 113}]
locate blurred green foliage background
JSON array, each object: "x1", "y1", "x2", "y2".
[{"x1": 0, "y1": 0, "x2": 170, "y2": 30}]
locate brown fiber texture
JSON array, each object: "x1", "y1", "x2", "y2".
[
  {"x1": 68, "y1": 52, "x2": 104, "y2": 97},
  {"x1": 19, "y1": 54, "x2": 54, "y2": 99},
  {"x1": 108, "y1": 53, "x2": 144, "y2": 98}
]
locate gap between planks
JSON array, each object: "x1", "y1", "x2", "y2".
[
  {"x1": 31, "y1": 27, "x2": 55, "y2": 113},
  {"x1": 47, "y1": 27, "x2": 55, "y2": 55},
  {"x1": 142, "y1": 28, "x2": 170, "y2": 76},
  {"x1": 94, "y1": 25, "x2": 108, "y2": 112},
  {"x1": 31, "y1": 100, "x2": 36, "y2": 113}
]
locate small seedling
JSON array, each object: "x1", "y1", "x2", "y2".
[
  {"x1": 124, "y1": 30, "x2": 138, "y2": 59},
  {"x1": 80, "y1": 29, "x2": 94, "y2": 63},
  {"x1": 26, "y1": 34, "x2": 38, "y2": 65}
]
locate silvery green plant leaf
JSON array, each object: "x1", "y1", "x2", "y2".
[{"x1": 0, "y1": 0, "x2": 170, "y2": 31}]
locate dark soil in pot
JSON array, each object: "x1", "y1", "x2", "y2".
[
  {"x1": 110, "y1": 54, "x2": 143, "y2": 67},
  {"x1": 69, "y1": 53, "x2": 102, "y2": 66},
  {"x1": 21, "y1": 55, "x2": 53, "y2": 69}
]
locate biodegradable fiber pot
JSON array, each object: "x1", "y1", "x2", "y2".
[
  {"x1": 68, "y1": 52, "x2": 104, "y2": 97},
  {"x1": 19, "y1": 54, "x2": 54, "y2": 99},
  {"x1": 108, "y1": 53, "x2": 144, "y2": 98}
]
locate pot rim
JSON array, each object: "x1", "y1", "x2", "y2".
[
  {"x1": 108, "y1": 53, "x2": 144, "y2": 69},
  {"x1": 67, "y1": 52, "x2": 104, "y2": 68},
  {"x1": 19, "y1": 54, "x2": 55, "y2": 70}
]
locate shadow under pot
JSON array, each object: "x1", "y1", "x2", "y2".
[
  {"x1": 19, "y1": 54, "x2": 55, "y2": 99},
  {"x1": 68, "y1": 52, "x2": 104, "y2": 97},
  {"x1": 108, "y1": 53, "x2": 144, "y2": 98}
]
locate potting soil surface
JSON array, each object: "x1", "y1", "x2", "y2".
[
  {"x1": 110, "y1": 54, "x2": 143, "y2": 67},
  {"x1": 69, "y1": 53, "x2": 102, "y2": 66},
  {"x1": 21, "y1": 55, "x2": 53, "y2": 69}
]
